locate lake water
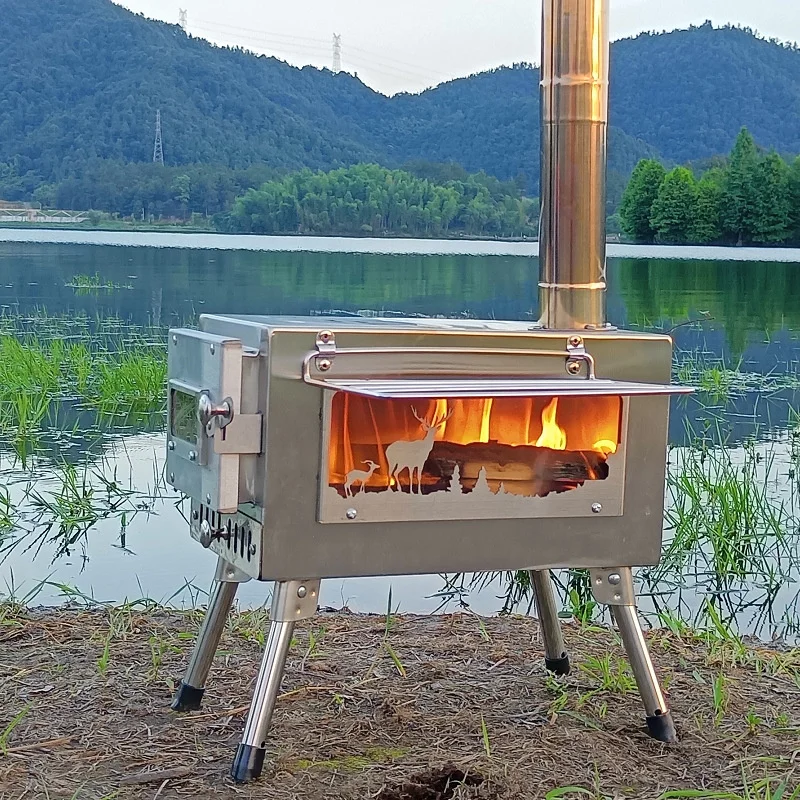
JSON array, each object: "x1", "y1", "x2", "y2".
[{"x1": 2, "y1": 230, "x2": 800, "y2": 639}]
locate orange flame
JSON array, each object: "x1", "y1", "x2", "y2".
[
  {"x1": 593, "y1": 439, "x2": 618, "y2": 455},
  {"x1": 480, "y1": 399, "x2": 493, "y2": 443},
  {"x1": 535, "y1": 398, "x2": 567, "y2": 450}
]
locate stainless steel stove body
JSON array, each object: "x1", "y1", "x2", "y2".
[{"x1": 167, "y1": 316, "x2": 685, "y2": 582}]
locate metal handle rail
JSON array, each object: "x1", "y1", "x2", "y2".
[{"x1": 302, "y1": 337, "x2": 596, "y2": 391}]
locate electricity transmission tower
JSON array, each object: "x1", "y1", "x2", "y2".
[
  {"x1": 332, "y1": 34, "x2": 342, "y2": 73},
  {"x1": 153, "y1": 110, "x2": 164, "y2": 165},
  {"x1": 178, "y1": 9, "x2": 187, "y2": 29}
]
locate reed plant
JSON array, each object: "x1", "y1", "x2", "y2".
[
  {"x1": 87, "y1": 346, "x2": 167, "y2": 412},
  {"x1": 0, "y1": 315, "x2": 168, "y2": 460},
  {"x1": 673, "y1": 349, "x2": 800, "y2": 401},
  {"x1": 0, "y1": 486, "x2": 13, "y2": 536},
  {"x1": 1, "y1": 457, "x2": 164, "y2": 563},
  {"x1": 65, "y1": 273, "x2": 133, "y2": 292},
  {"x1": 660, "y1": 435, "x2": 795, "y2": 584}
]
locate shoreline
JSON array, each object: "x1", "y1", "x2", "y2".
[
  {"x1": 1, "y1": 605, "x2": 798, "y2": 798},
  {"x1": 1, "y1": 227, "x2": 800, "y2": 261}
]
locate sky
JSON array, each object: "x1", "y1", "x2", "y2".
[{"x1": 117, "y1": 0, "x2": 800, "y2": 96}]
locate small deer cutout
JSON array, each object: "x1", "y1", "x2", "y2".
[
  {"x1": 344, "y1": 459, "x2": 380, "y2": 497},
  {"x1": 385, "y1": 406, "x2": 453, "y2": 494}
]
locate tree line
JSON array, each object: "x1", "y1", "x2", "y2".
[
  {"x1": 1, "y1": 158, "x2": 537, "y2": 239},
  {"x1": 219, "y1": 163, "x2": 538, "y2": 238},
  {"x1": 0, "y1": 160, "x2": 277, "y2": 221},
  {"x1": 620, "y1": 128, "x2": 800, "y2": 245}
]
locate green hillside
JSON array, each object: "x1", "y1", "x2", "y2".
[
  {"x1": 611, "y1": 24, "x2": 800, "y2": 163},
  {"x1": 1, "y1": 0, "x2": 799, "y2": 206}
]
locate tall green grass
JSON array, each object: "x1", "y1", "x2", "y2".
[
  {"x1": 89, "y1": 346, "x2": 167, "y2": 412},
  {"x1": 0, "y1": 314, "x2": 167, "y2": 462},
  {"x1": 661, "y1": 440, "x2": 794, "y2": 582}
]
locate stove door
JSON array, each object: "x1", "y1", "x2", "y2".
[{"x1": 167, "y1": 329, "x2": 263, "y2": 515}]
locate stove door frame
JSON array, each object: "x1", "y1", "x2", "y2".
[{"x1": 317, "y1": 389, "x2": 631, "y2": 524}]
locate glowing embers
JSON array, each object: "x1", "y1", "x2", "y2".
[{"x1": 328, "y1": 393, "x2": 622, "y2": 499}]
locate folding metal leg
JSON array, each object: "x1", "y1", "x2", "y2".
[
  {"x1": 529, "y1": 569, "x2": 570, "y2": 675},
  {"x1": 231, "y1": 578, "x2": 321, "y2": 783},
  {"x1": 171, "y1": 558, "x2": 250, "y2": 712},
  {"x1": 591, "y1": 567, "x2": 677, "y2": 743}
]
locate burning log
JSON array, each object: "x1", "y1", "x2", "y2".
[{"x1": 428, "y1": 441, "x2": 609, "y2": 484}]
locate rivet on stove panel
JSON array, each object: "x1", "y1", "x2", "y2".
[
  {"x1": 169, "y1": 472, "x2": 175, "y2": 483},
  {"x1": 209, "y1": 343, "x2": 215, "y2": 355},
  {"x1": 566, "y1": 361, "x2": 582, "y2": 375},
  {"x1": 614, "y1": 593, "x2": 622, "y2": 602},
  {"x1": 591, "y1": 503, "x2": 603, "y2": 514},
  {"x1": 248, "y1": 543, "x2": 257, "y2": 556},
  {"x1": 192, "y1": 509, "x2": 199, "y2": 520},
  {"x1": 168, "y1": 440, "x2": 175, "y2": 451},
  {"x1": 206, "y1": 493, "x2": 212, "y2": 505},
  {"x1": 297, "y1": 586, "x2": 307, "y2": 599},
  {"x1": 346, "y1": 508, "x2": 358, "y2": 520},
  {"x1": 607, "y1": 573, "x2": 621, "y2": 586},
  {"x1": 568, "y1": 335, "x2": 582, "y2": 347},
  {"x1": 188, "y1": 451, "x2": 197, "y2": 462},
  {"x1": 172, "y1": 334, "x2": 178, "y2": 345},
  {"x1": 318, "y1": 358, "x2": 332, "y2": 372}
]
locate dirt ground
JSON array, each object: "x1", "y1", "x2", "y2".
[{"x1": 0, "y1": 605, "x2": 798, "y2": 799}]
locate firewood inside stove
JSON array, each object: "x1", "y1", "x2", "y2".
[{"x1": 428, "y1": 441, "x2": 609, "y2": 483}]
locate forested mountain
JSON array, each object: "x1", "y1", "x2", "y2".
[
  {"x1": 1, "y1": 0, "x2": 799, "y2": 208},
  {"x1": 612, "y1": 25, "x2": 800, "y2": 164}
]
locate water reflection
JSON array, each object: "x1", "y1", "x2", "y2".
[{"x1": 2, "y1": 238, "x2": 800, "y2": 639}]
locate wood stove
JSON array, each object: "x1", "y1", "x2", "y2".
[{"x1": 165, "y1": 0, "x2": 692, "y2": 783}]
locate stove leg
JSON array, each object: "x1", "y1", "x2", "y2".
[
  {"x1": 171, "y1": 558, "x2": 250, "y2": 712},
  {"x1": 591, "y1": 567, "x2": 677, "y2": 743},
  {"x1": 529, "y1": 569, "x2": 570, "y2": 675},
  {"x1": 231, "y1": 578, "x2": 320, "y2": 784}
]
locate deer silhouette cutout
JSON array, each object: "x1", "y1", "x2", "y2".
[
  {"x1": 344, "y1": 460, "x2": 380, "y2": 497},
  {"x1": 385, "y1": 406, "x2": 453, "y2": 494}
]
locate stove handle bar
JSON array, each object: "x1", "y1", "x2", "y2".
[{"x1": 302, "y1": 341, "x2": 596, "y2": 390}]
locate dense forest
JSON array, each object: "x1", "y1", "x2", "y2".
[
  {"x1": 2, "y1": 0, "x2": 800, "y2": 215},
  {"x1": 620, "y1": 129, "x2": 800, "y2": 246},
  {"x1": 221, "y1": 164, "x2": 537, "y2": 238}
]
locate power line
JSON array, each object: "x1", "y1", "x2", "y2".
[
  {"x1": 193, "y1": 17, "x2": 330, "y2": 47},
  {"x1": 189, "y1": 18, "x2": 446, "y2": 85},
  {"x1": 192, "y1": 27, "x2": 439, "y2": 89},
  {"x1": 191, "y1": 24, "x2": 330, "y2": 59}
]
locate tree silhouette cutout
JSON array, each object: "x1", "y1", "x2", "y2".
[
  {"x1": 473, "y1": 466, "x2": 493, "y2": 496},
  {"x1": 449, "y1": 463, "x2": 463, "y2": 494}
]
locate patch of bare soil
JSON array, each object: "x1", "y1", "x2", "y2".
[{"x1": 0, "y1": 607, "x2": 798, "y2": 799}]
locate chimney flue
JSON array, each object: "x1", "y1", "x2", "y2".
[{"x1": 538, "y1": 0, "x2": 609, "y2": 330}]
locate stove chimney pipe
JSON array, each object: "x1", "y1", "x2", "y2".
[{"x1": 538, "y1": 0, "x2": 609, "y2": 330}]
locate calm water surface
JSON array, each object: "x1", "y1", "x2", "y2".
[{"x1": 2, "y1": 230, "x2": 800, "y2": 637}]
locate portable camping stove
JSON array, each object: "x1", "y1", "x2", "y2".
[{"x1": 165, "y1": 0, "x2": 691, "y2": 783}]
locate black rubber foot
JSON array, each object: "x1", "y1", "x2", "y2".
[
  {"x1": 170, "y1": 682, "x2": 205, "y2": 712},
  {"x1": 545, "y1": 653, "x2": 571, "y2": 676},
  {"x1": 647, "y1": 711, "x2": 678, "y2": 743},
  {"x1": 231, "y1": 744, "x2": 266, "y2": 783}
]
